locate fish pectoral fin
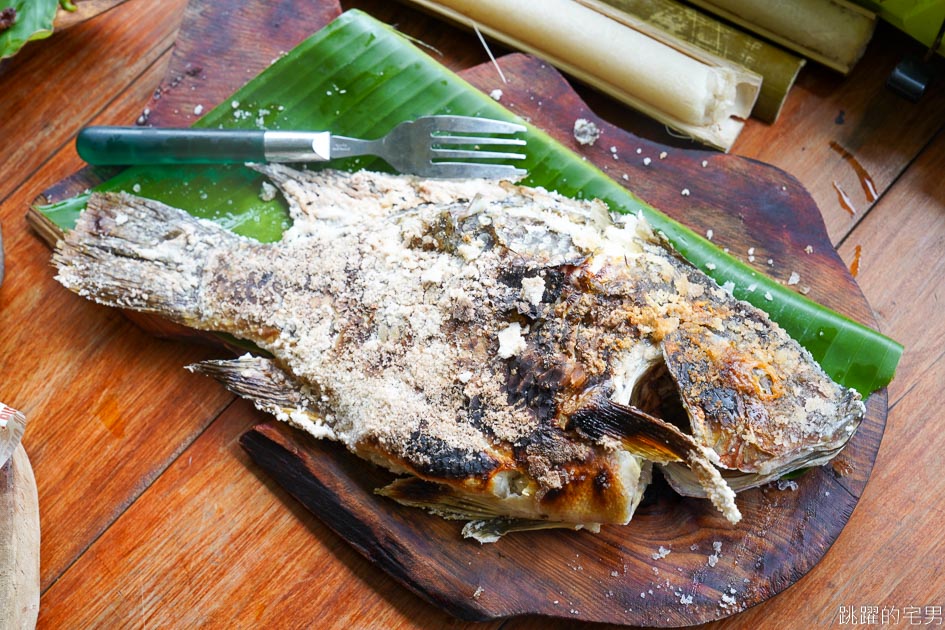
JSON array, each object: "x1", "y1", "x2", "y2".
[
  {"x1": 568, "y1": 397, "x2": 694, "y2": 463},
  {"x1": 461, "y1": 518, "x2": 598, "y2": 544},
  {"x1": 376, "y1": 477, "x2": 596, "y2": 543},
  {"x1": 376, "y1": 477, "x2": 504, "y2": 521},
  {"x1": 569, "y1": 397, "x2": 741, "y2": 523},
  {"x1": 187, "y1": 356, "x2": 335, "y2": 439}
]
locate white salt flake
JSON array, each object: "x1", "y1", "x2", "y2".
[
  {"x1": 643, "y1": 157, "x2": 652, "y2": 166},
  {"x1": 788, "y1": 271, "x2": 800, "y2": 285},
  {"x1": 193, "y1": 104, "x2": 203, "y2": 115},
  {"x1": 497, "y1": 323, "x2": 527, "y2": 359},
  {"x1": 573, "y1": 118, "x2": 601, "y2": 146},
  {"x1": 681, "y1": 188, "x2": 690, "y2": 196},
  {"x1": 651, "y1": 545, "x2": 671, "y2": 560},
  {"x1": 489, "y1": 88, "x2": 503, "y2": 101},
  {"x1": 259, "y1": 181, "x2": 278, "y2": 202}
]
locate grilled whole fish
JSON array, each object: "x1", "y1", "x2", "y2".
[{"x1": 54, "y1": 165, "x2": 864, "y2": 541}]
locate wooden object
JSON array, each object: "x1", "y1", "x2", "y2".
[
  {"x1": 0, "y1": 446, "x2": 40, "y2": 630},
  {"x1": 0, "y1": 0, "x2": 941, "y2": 627},
  {"x1": 401, "y1": 0, "x2": 760, "y2": 150},
  {"x1": 686, "y1": 0, "x2": 876, "y2": 74},
  {"x1": 54, "y1": 1, "x2": 129, "y2": 30},
  {"x1": 26, "y1": 3, "x2": 886, "y2": 626},
  {"x1": 578, "y1": 0, "x2": 805, "y2": 122}
]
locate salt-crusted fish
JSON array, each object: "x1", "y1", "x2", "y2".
[{"x1": 53, "y1": 165, "x2": 864, "y2": 541}]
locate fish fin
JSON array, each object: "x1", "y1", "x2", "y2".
[
  {"x1": 376, "y1": 477, "x2": 504, "y2": 521},
  {"x1": 461, "y1": 518, "x2": 597, "y2": 544},
  {"x1": 376, "y1": 477, "x2": 594, "y2": 543},
  {"x1": 53, "y1": 192, "x2": 239, "y2": 326},
  {"x1": 187, "y1": 355, "x2": 335, "y2": 440},
  {"x1": 569, "y1": 397, "x2": 741, "y2": 523}
]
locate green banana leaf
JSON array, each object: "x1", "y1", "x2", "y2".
[
  {"x1": 38, "y1": 9, "x2": 901, "y2": 397},
  {"x1": 0, "y1": 0, "x2": 74, "y2": 60}
]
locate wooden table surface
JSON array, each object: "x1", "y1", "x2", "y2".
[{"x1": 1, "y1": 0, "x2": 943, "y2": 627}]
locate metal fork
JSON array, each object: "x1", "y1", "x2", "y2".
[{"x1": 76, "y1": 115, "x2": 528, "y2": 179}]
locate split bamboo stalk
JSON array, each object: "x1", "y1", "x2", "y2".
[
  {"x1": 404, "y1": 0, "x2": 763, "y2": 151},
  {"x1": 578, "y1": 0, "x2": 805, "y2": 122},
  {"x1": 685, "y1": 0, "x2": 876, "y2": 74}
]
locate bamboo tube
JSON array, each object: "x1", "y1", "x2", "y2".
[
  {"x1": 685, "y1": 0, "x2": 876, "y2": 74},
  {"x1": 577, "y1": 0, "x2": 805, "y2": 122},
  {"x1": 404, "y1": 0, "x2": 762, "y2": 151}
]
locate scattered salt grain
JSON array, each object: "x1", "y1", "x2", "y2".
[
  {"x1": 490, "y1": 88, "x2": 503, "y2": 101},
  {"x1": 706, "y1": 263, "x2": 716, "y2": 270},
  {"x1": 651, "y1": 546, "x2": 671, "y2": 560},
  {"x1": 681, "y1": 188, "x2": 690, "y2": 196},
  {"x1": 805, "y1": 245, "x2": 814, "y2": 254},
  {"x1": 659, "y1": 151, "x2": 668, "y2": 159},
  {"x1": 193, "y1": 104, "x2": 203, "y2": 116},
  {"x1": 131, "y1": 183, "x2": 141, "y2": 193},
  {"x1": 473, "y1": 586, "x2": 484, "y2": 599},
  {"x1": 573, "y1": 118, "x2": 601, "y2": 146},
  {"x1": 497, "y1": 323, "x2": 527, "y2": 359},
  {"x1": 706, "y1": 229, "x2": 714, "y2": 240},
  {"x1": 701, "y1": 160, "x2": 708, "y2": 168},
  {"x1": 764, "y1": 291, "x2": 773, "y2": 301},
  {"x1": 643, "y1": 157, "x2": 652, "y2": 166},
  {"x1": 259, "y1": 181, "x2": 278, "y2": 202},
  {"x1": 788, "y1": 271, "x2": 800, "y2": 285}
]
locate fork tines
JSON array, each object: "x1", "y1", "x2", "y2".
[{"x1": 422, "y1": 115, "x2": 527, "y2": 179}]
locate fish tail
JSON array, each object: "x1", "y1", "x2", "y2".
[{"x1": 53, "y1": 192, "x2": 236, "y2": 327}]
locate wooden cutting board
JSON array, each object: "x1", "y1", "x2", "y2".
[{"x1": 29, "y1": 1, "x2": 887, "y2": 626}]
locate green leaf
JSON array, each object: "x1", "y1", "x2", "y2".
[
  {"x1": 0, "y1": 1, "x2": 59, "y2": 60},
  {"x1": 38, "y1": 9, "x2": 901, "y2": 396}
]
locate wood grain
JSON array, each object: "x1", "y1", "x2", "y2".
[
  {"x1": 0, "y1": 0, "x2": 937, "y2": 627},
  {"x1": 37, "y1": 400, "x2": 493, "y2": 629},
  {"x1": 24, "y1": 1, "x2": 888, "y2": 626},
  {"x1": 0, "y1": 3, "x2": 231, "y2": 591},
  {"x1": 0, "y1": 0, "x2": 187, "y2": 204},
  {"x1": 54, "y1": 0, "x2": 129, "y2": 31}
]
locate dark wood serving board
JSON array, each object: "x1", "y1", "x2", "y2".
[{"x1": 30, "y1": 1, "x2": 888, "y2": 626}]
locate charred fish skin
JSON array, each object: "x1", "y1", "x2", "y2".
[{"x1": 53, "y1": 165, "x2": 864, "y2": 537}]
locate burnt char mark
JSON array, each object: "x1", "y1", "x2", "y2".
[
  {"x1": 537, "y1": 455, "x2": 622, "y2": 517},
  {"x1": 404, "y1": 431, "x2": 499, "y2": 480},
  {"x1": 505, "y1": 353, "x2": 564, "y2": 423},
  {"x1": 465, "y1": 395, "x2": 495, "y2": 440}
]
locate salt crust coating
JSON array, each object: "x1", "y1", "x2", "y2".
[{"x1": 54, "y1": 165, "x2": 866, "y2": 528}]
